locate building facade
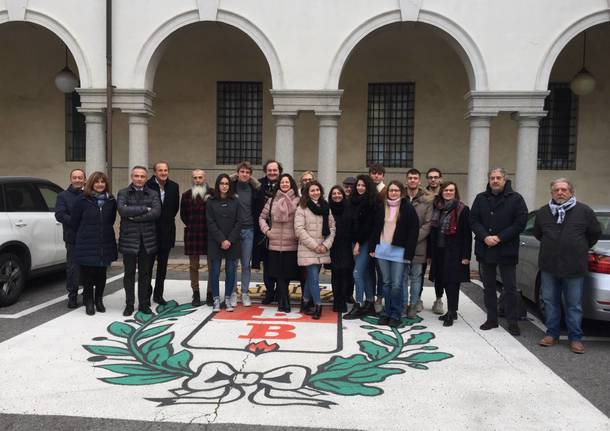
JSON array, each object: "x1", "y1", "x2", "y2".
[{"x1": 1, "y1": 0, "x2": 609, "y2": 219}]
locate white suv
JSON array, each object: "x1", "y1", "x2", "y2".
[{"x1": 0, "y1": 177, "x2": 67, "y2": 306}]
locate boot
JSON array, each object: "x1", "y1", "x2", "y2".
[
  {"x1": 94, "y1": 286, "x2": 106, "y2": 313},
  {"x1": 206, "y1": 290, "x2": 213, "y2": 306},
  {"x1": 300, "y1": 298, "x2": 313, "y2": 314},
  {"x1": 343, "y1": 303, "x2": 364, "y2": 320},
  {"x1": 362, "y1": 300, "x2": 377, "y2": 316},
  {"x1": 83, "y1": 285, "x2": 95, "y2": 316},
  {"x1": 192, "y1": 290, "x2": 201, "y2": 307},
  {"x1": 312, "y1": 304, "x2": 322, "y2": 320}
]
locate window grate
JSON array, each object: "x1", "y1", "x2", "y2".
[
  {"x1": 366, "y1": 82, "x2": 415, "y2": 168},
  {"x1": 216, "y1": 81, "x2": 263, "y2": 165},
  {"x1": 538, "y1": 83, "x2": 578, "y2": 170},
  {"x1": 65, "y1": 91, "x2": 86, "y2": 162}
]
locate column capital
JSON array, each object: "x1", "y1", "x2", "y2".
[
  {"x1": 465, "y1": 90, "x2": 549, "y2": 118},
  {"x1": 128, "y1": 113, "x2": 150, "y2": 125},
  {"x1": 114, "y1": 89, "x2": 156, "y2": 116},
  {"x1": 316, "y1": 114, "x2": 340, "y2": 127},
  {"x1": 466, "y1": 115, "x2": 492, "y2": 127},
  {"x1": 271, "y1": 89, "x2": 343, "y2": 116},
  {"x1": 274, "y1": 115, "x2": 297, "y2": 127},
  {"x1": 76, "y1": 88, "x2": 107, "y2": 113},
  {"x1": 82, "y1": 111, "x2": 105, "y2": 123},
  {"x1": 511, "y1": 112, "x2": 545, "y2": 127}
]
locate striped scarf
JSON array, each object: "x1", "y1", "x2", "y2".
[{"x1": 548, "y1": 195, "x2": 576, "y2": 224}]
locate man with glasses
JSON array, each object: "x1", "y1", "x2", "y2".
[{"x1": 426, "y1": 168, "x2": 443, "y2": 195}]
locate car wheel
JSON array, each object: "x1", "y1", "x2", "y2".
[{"x1": 0, "y1": 253, "x2": 26, "y2": 307}]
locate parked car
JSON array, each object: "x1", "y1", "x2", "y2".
[
  {"x1": 0, "y1": 177, "x2": 67, "y2": 306},
  {"x1": 517, "y1": 206, "x2": 610, "y2": 321}
]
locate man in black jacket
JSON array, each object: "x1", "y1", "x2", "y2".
[
  {"x1": 533, "y1": 178, "x2": 601, "y2": 354},
  {"x1": 146, "y1": 161, "x2": 180, "y2": 305},
  {"x1": 118, "y1": 166, "x2": 161, "y2": 315},
  {"x1": 470, "y1": 167, "x2": 528, "y2": 336},
  {"x1": 55, "y1": 168, "x2": 86, "y2": 308}
]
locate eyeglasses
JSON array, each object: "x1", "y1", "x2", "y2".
[
  {"x1": 427, "y1": 176, "x2": 440, "y2": 180},
  {"x1": 388, "y1": 189, "x2": 401, "y2": 193}
]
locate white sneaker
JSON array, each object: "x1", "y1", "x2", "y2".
[
  {"x1": 229, "y1": 292, "x2": 237, "y2": 308},
  {"x1": 212, "y1": 297, "x2": 221, "y2": 312},
  {"x1": 242, "y1": 293, "x2": 252, "y2": 307},
  {"x1": 432, "y1": 298, "x2": 444, "y2": 315},
  {"x1": 226, "y1": 302, "x2": 234, "y2": 312}
]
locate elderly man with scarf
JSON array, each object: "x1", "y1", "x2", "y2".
[
  {"x1": 533, "y1": 178, "x2": 601, "y2": 354},
  {"x1": 470, "y1": 167, "x2": 528, "y2": 336}
]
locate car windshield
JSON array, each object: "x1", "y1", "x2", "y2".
[{"x1": 597, "y1": 212, "x2": 610, "y2": 240}]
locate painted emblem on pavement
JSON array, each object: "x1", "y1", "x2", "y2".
[{"x1": 83, "y1": 300, "x2": 453, "y2": 408}]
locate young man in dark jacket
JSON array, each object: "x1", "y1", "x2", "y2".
[
  {"x1": 470, "y1": 167, "x2": 528, "y2": 336},
  {"x1": 117, "y1": 166, "x2": 161, "y2": 316},
  {"x1": 533, "y1": 178, "x2": 601, "y2": 354},
  {"x1": 146, "y1": 161, "x2": 180, "y2": 305},
  {"x1": 54, "y1": 168, "x2": 86, "y2": 308}
]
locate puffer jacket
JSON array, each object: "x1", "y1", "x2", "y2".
[
  {"x1": 294, "y1": 204, "x2": 336, "y2": 266},
  {"x1": 117, "y1": 184, "x2": 161, "y2": 255},
  {"x1": 71, "y1": 194, "x2": 118, "y2": 266},
  {"x1": 55, "y1": 185, "x2": 82, "y2": 244},
  {"x1": 259, "y1": 190, "x2": 300, "y2": 252},
  {"x1": 408, "y1": 189, "x2": 434, "y2": 263}
]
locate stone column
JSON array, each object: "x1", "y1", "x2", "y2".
[
  {"x1": 316, "y1": 115, "x2": 340, "y2": 192},
  {"x1": 467, "y1": 116, "x2": 492, "y2": 205},
  {"x1": 128, "y1": 114, "x2": 150, "y2": 173},
  {"x1": 84, "y1": 112, "x2": 106, "y2": 175},
  {"x1": 512, "y1": 113, "x2": 543, "y2": 210},
  {"x1": 273, "y1": 114, "x2": 296, "y2": 175}
]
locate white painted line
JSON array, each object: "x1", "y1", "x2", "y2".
[
  {"x1": 470, "y1": 279, "x2": 610, "y2": 342},
  {"x1": 0, "y1": 273, "x2": 125, "y2": 320}
]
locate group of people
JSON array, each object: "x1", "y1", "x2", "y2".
[{"x1": 55, "y1": 160, "x2": 602, "y2": 353}]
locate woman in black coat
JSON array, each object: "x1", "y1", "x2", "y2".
[
  {"x1": 206, "y1": 174, "x2": 242, "y2": 312},
  {"x1": 71, "y1": 171, "x2": 118, "y2": 315},
  {"x1": 328, "y1": 186, "x2": 354, "y2": 313},
  {"x1": 428, "y1": 181, "x2": 472, "y2": 327}
]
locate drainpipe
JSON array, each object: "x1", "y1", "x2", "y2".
[{"x1": 106, "y1": 0, "x2": 113, "y2": 186}]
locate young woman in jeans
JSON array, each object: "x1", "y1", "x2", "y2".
[
  {"x1": 259, "y1": 173, "x2": 301, "y2": 312},
  {"x1": 206, "y1": 174, "x2": 242, "y2": 312},
  {"x1": 343, "y1": 174, "x2": 377, "y2": 319},
  {"x1": 369, "y1": 181, "x2": 419, "y2": 326},
  {"x1": 294, "y1": 181, "x2": 335, "y2": 319},
  {"x1": 71, "y1": 171, "x2": 118, "y2": 315}
]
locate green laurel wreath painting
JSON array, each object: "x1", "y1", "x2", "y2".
[{"x1": 83, "y1": 301, "x2": 454, "y2": 408}]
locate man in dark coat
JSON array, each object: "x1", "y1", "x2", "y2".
[
  {"x1": 533, "y1": 178, "x2": 601, "y2": 354},
  {"x1": 470, "y1": 167, "x2": 528, "y2": 336},
  {"x1": 180, "y1": 169, "x2": 211, "y2": 306},
  {"x1": 55, "y1": 168, "x2": 86, "y2": 308},
  {"x1": 146, "y1": 161, "x2": 180, "y2": 305},
  {"x1": 117, "y1": 166, "x2": 161, "y2": 315},
  {"x1": 253, "y1": 160, "x2": 282, "y2": 303}
]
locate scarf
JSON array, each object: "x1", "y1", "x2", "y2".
[
  {"x1": 307, "y1": 199, "x2": 331, "y2": 237},
  {"x1": 385, "y1": 197, "x2": 401, "y2": 221},
  {"x1": 431, "y1": 199, "x2": 462, "y2": 236},
  {"x1": 91, "y1": 191, "x2": 109, "y2": 208},
  {"x1": 329, "y1": 200, "x2": 345, "y2": 218},
  {"x1": 548, "y1": 196, "x2": 576, "y2": 224},
  {"x1": 273, "y1": 189, "x2": 298, "y2": 223}
]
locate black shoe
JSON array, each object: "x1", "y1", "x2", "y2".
[
  {"x1": 300, "y1": 299, "x2": 313, "y2": 314},
  {"x1": 362, "y1": 300, "x2": 377, "y2": 316},
  {"x1": 192, "y1": 290, "x2": 201, "y2": 307},
  {"x1": 85, "y1": 301, "x2": 95, "y2": 316},
  {"x1": 438, "y1": 312, "x2": 452, "y2": 321},
  {"x1": 139, "y1": 306, "x2": 153, "y2": 314},
  {"x1": 346, "y1": 296, "x2": 355, "y2": 304},
  {"x1": 123, "y1": 305, "x2": 134, "y2": 316},
  {"x1": 67, "y1": 296, "x2": 78, "y2": 309},
  {"x1": 343, "y1": 303, "x2": 364, "y2": 320},
  {"x1": 312, "y1": 305, "x2": 322, "y2": 320},
  {"x1": 338, "y1": 303, "x2": 348, "y2": 313},
  {"x1": 153, "y1": 296, "x2": 167, "y2": 306},
  {"x1": 378, "y1": 315, "x2": 390, "y2": 325},
  {"x1": 508, "y1": 323, "x2": 521, "y2": 336},
  {"x1": 206, "y1": 291, "x2": 213, "y2": 306},
  {"x1": 443, "y1": 316, "x2": 454, "y2": 327},
  {"x1": 388, "y1": 318, "x2": 401, "y2": 328},
  {"x1": 480, "y1": 320, "x2": 499, "y2": 330},
  {"x1": 95, "y1": 298, "x2": 106, "y2": 313}
]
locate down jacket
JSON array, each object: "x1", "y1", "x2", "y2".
[
  {"x1": 259, "y1": 190, "x2": 300, "y2": 252},
  {"x1": 54, "y1": 185, "x2": 82, "y2": 244},
  {"x1": 71, "y1": 194, "x2": 118, "y2": 266},
  {"x1": 117, "y1": 184, "x2": 161, "y2": 255},
  {"x1": 294, "y1": 205, "x2": 336, "y2": 266}
]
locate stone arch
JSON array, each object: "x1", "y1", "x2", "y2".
[
  {"x1": 535, "y1": 9, "x2": 610, "y2": 90},
  {"x1": 133, "y1": 9, "x2": 284, "y2": 90},
  {"x1": 0, "y1": 9, "x2": 92, "y2": 87},
  {"x1": 326, "y1": 9, "x2": 488, "y2": 91}
]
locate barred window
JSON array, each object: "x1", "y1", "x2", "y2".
[
  {"x1": 65, "y1": 91, "x2": 86, "y2": 162},
  {"x1": 367, "y1": 83, "x2": 415, "y2": 168},
  {"x1": 538, "y1": 83, "x2": 578, "y2": 170},
  {"x1": 216, "y1": 81, "x2": 263, "y2": 165}
]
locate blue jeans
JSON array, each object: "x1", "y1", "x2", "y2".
[
  {"x1": 304, "y1": 264, "x2": 322, "y2": 305},
  {"x1": 540, "y1": 271, "x2": 584, "y2": 341},
  {"x1": 353, "y1": 242, "x2": 374, "y2": 304},
  {"x1": 209, "y1": 258, "x2": 237, "y2": 299},
  {"x1": 377, "y1": 258, "x2": 406, "y2": 320},
  {"x1": 404, "y1": 262, "x2": 423, "y2": 308},
  {"x1": 240, "y1": 229, "x2": 254, "y2": 293}
]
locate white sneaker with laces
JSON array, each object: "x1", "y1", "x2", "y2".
[
  {"x1": 229, "y1": 292, "x2": 237, "y2": 308},
  {"x1": 242, "y1": 293, "x2": 252, "y2": 307},
  {"x1": 212, "y1": 297, "x2": 221, "y2": 312}
]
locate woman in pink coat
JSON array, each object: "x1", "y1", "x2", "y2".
[
  {"x1": 294, "y1": 181, "x2": 336, "y2": 319},
  {"x1": 259, "y1": 174, "x2": 301, "y2": 312}
]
